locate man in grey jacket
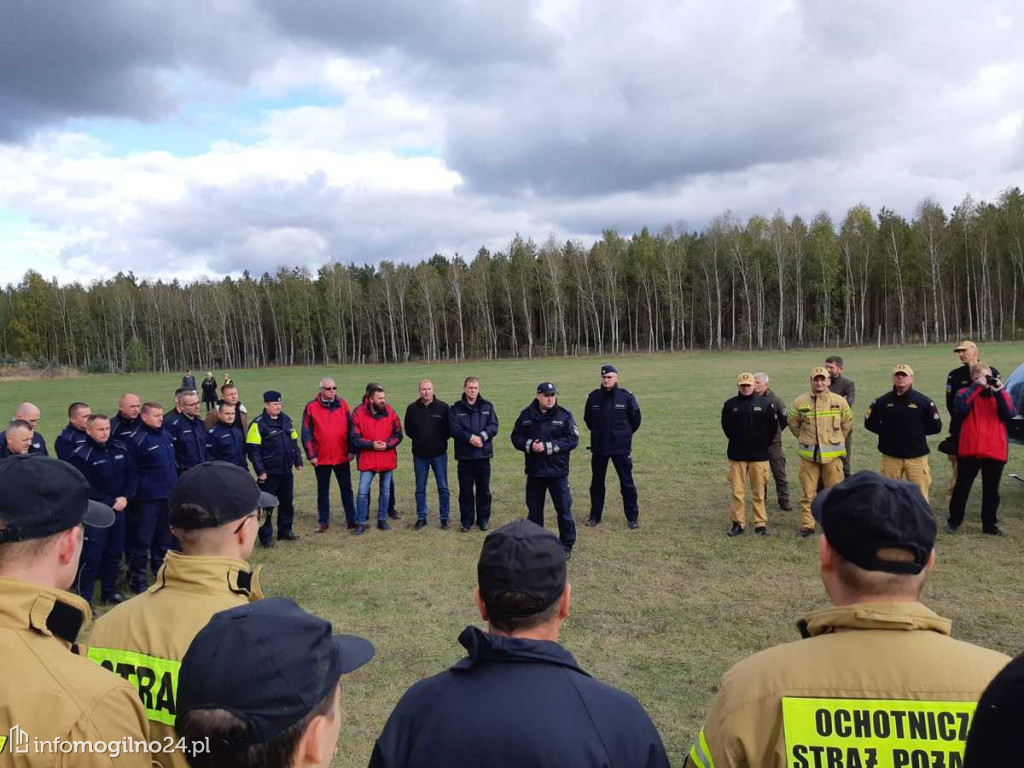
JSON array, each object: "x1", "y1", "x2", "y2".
[{"x1": 754, "y1": 373, "x2": 791, "y2": 511}]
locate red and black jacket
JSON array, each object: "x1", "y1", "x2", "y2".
[
  {"x1": 302, "y1": 396, "x2": 352, "y2": 465},
  {"x1": 350, "y1": 402, "x2": 403, "y2": 472},
  {"x1": 955, "y1": 382, "x2": 1016, "y2": 462}
]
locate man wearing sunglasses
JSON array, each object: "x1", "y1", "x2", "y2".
[
  {"x1": 88, "y1": 461, "x2": 275, "y2": 768},
  {"x1": 302, "y1": 377, "x2": 356, "y2": 533}
]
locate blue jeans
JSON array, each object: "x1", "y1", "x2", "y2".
[
  {"x1": 414, "y1": 454, "x2": 450, "y2": 521},
  {"x1": 357, "y1": 470, "x2": 393, "y2": 524}
]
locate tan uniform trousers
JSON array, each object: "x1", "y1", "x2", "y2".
[
  {"x1": 798, "y1": 458, "x2": 844, "y2": 529},
  {"x1": 727, "y1": 460, "x2": 770, "y2": 528},
  {"x1": 880, "y1": 454, "x2": 932, "y2": 502}
]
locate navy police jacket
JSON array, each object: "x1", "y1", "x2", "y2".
[
  {"x1": 29, "y1": 432, "x2": 48, "y2": 456},
  {"x1": 68, "y1": 437, "x2": 138, "y2": 507},
  {"x1": 246, "y1": 411, "x2": 303, "y2": 475},
  {"x1": 511, "y1": 401, "x2": 579, "y2": 477},
  {"x1": 205, "y1": 422, "x2": 247, "y2": 469},
  {"x1": 368, "y1": 625, "x2": 670, "y2": 768},
  {"x1": 55, "y1": 424, "x2": 87, "y2": 461},
  {"x1": 130, "y1": 424, "x2": 177, "y2": 501},
  {"x1": 164, "y1": 411, "x2": 206, "y2": 472},
  {"x1": 584, "y1": 384, "x2": 642, "y2": 456},
  {"x1": 449, "y1": 396, "x2": 499, "y2": 461},
  {"x1": 109, "y1": 413, "x2": 142, "y2": 442}
]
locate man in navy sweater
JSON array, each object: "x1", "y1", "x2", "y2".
[{"x1": 369, "y1": 519, "x2": 670, "y2": 768}]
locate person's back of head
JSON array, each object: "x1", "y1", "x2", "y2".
[
  {"x1": 0, "y1": 455, "x2": 114, "y2": 589},
  {"x1": 176, "y1": 598, "x2": 374, "y2": 768},
  {"x1": 169, "y1": 462, "x2": 279, "y2": 560},
  {"x1": 813, "y1": 471, "x2": 937, "y2": 607},
  {"x1": 475, "y1": 519, "x2": 571, "y2": 640},
  {"x1": 964, "y1": 652, "x2": 1024, "y2": 767}
]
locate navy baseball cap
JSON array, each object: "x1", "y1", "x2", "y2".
[
  {"x1": 601, "y1": 364, "x2": 617, "y2": 375},
  {"x1": 0, "y1": 455, "x2": 114, "y2": 543},
  {"x1": 262, "y1": 390, "x2": 282, "y2": 403},
  {"x1": 478, "y1": 519, "x2": 567, "y2": 618},
  {"x1": 536, "y1": 382, "x2": 558, "y2": 395},
  {"x1": 170, "y1": 462, "x2": 278, "y2": 529},
  {"x1": 812, "y1": 471, "x2": 936, "y2": 574},
  {"x1": 177, "y1": 598, "x2": 375, "y2": 747}
]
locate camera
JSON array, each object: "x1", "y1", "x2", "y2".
[{"x1": 986, "y1": 374, "x2": 999, "y2": 386}]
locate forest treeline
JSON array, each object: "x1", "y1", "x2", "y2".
[{"x1": 3, "y1": 189, "x2": 1024, "y2": 373}]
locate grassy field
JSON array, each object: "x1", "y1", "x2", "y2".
[{"x1": 2, "y1": 343, "x2": 1024, "y2": 766}]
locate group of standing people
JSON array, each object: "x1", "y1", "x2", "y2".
[{"x1": 722, "y1": 341, "x2": 1017, "y2": 538}]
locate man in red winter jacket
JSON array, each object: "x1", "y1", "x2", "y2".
[
  {"x1": 948, "y1": 362, "x2": 1017, "y2": 535},
  {"x1": 302, "y1": 377, "x2": 356, "y2": 533},
  {"x1": 350, "y1": 385, "x2": 403, "y2": 535}
]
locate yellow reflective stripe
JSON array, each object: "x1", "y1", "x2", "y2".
[
  {"x1": 88, "y1": 646, "x2": 180, "y2": 726},
  {"x1": 782, "y1": 697, "x2": 976, "y2": 767},
  {"x1": 246, "y1": 421, "x2": 262, "y2": 445},
  {"x1": 0, "y1": 736, "x2": 7, "y2": 752},
  {"x1": 290, "y1": 429, "x2": 299, "y2": 440},
  {"x1": 698, "y1": 727, "x2": 715, "y2": 768}
]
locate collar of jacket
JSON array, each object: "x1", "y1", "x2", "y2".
[
  {"x1": 85, "y1": 436, "x2": 109, "y2": 450},
  {"x1": 317, "y1": 396, "x2": 341, "y2": 410},
  {"x1": 0, "y1": 577, "x2": 90, "y2": 648},
  {"x1": 530, "y1": 400, "x2": 562, "y2": 417},
  {"x1": 149, "y1": 551, "x2": 263, "y2": 601},
  {"x1": 452, "y1": 625, "x2": 590, "y2": 676},
  {"x1": 600, "y1": 384, "x2": 619, "y2": 396},
  {"x1": 62, "y1": 423, "x2": 86, "y2": 436},
  {"x1": 461, "y1": 395, "x2": 486, "y2": 408},
  {"x1": 797, "y1": 601, "x2": 951, "y2": 639}
]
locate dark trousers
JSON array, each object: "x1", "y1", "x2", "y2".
[
  {"x1": 203, "y1": 395, "x2": 217, "y2": 412},
  {"x1": 315, "y1": 463, "x2": 355, "y2": 525},
  {"x1": 767, "y1": 440, "x2": 790, "y2": 506},
  {"x1": 526, "y1": 475, "x2": 576, "y2": 551},
  {"x1": 589, "y1": 453, "x2": 638, "y2": 522},
  {"x1": 259, "y1": 472, "x2": 295, "y2": 543},
  {"x1": 457, "y1": 459, "x2": 492, "y2": 527},
  {"x1": 949, "y1": 457, "x2": 1005, "y2": 530},
  {"x1": 128, "y1": 500, "x2": 171, "y2": 592},
  {"x1": 77, "y1": 511, "x2": 126, "y2": 603}
]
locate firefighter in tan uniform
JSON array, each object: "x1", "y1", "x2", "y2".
[
  {"x1": 721, "y1": 372, "x2": 779, "y2": 536},
  {"x1": 88, "y1": 461, "x2": 275, "y2": 768},
  {"x1": 788, "y1": 367, "x2": 852, "y2": 537},
  {"x1": 685, "y1": 472, "x2": 1010, "y2": 768},
  {"x1": 0, "y1": 455, "x2": 150, "y2": 768},
  {"x1": 864, "y1": 364, "x2": 942, "y2": 502}
]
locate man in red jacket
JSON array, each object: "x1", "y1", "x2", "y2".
[
  {"x1": 350, "y1": 385, "x2": 403, "y2": 535},
  {"x1": 303, "y1": 377, "x2": 356, "y2": 533},
  {"x1": 948, "y1": 363, "x2": 1017, "y2": 536}
]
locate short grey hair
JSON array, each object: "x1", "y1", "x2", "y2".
[
  {"x1": 319, "y1": 377, "x2": 336, "y2": 388},
  {"x1": 175, "y1": 389, "x2": 198, "y2": 404},
  {"x1": 753, "y1": 372, "x2": 769, "y2": 383}
]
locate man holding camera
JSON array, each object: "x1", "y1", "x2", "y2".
[{"x1": 948, "y1": 362, "x2": 1016, "y2": 535}]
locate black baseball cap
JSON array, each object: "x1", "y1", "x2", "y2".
[
  {"x1": 0, "y1": 455, "x2": 114, "y2": 543},
  {"x1": 812, "y1": 471, "x2": 936, "y2": 574},
  {"x1": 478, "y1": 519, "x2": 567, "y2": 618},
  {"x1": 169, "y1": 462, "x2": 278, "y2": 529},
  {"x1": 536, "y1": 382, "x2": 558, "y2": 395},
  {"x1": 177, "y1": 598, "x2": 375, "y2": 747}
]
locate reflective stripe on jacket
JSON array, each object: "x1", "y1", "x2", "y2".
[{"x1": 787, "y1": 392, "x2": 852, "y2": 463}]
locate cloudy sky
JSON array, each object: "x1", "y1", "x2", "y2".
[{"x1": 1, "y1": 0, "x2": 1022, "y2": 285}]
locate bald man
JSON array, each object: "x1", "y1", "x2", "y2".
[
  {"x1": 12, "y1": 402, "x2": 48, "y2": 455},
  {"x1": 110, "y1": 393, "x2": 144, "y2": 442}
]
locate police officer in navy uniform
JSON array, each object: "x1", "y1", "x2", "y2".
[
  {"x1": 55, "y1": 401, "x2": 91, "y2": 460},
  {"x1": 110, "y1": 393, "x2": 144, "y2": 442},
  {"x1": 164, "y1": 388, "x2": 206, "y2": 475},
  {"x1": 69, "y1": 413, "x2": 138, "y2": 606},
  {"x1": 128, "y1": 402, "x2": 178, "y2": 593},
  {"x1": 511, "y1": 382, "x2": 580, "y2": 559},
  {"x1": 12, "y1": 402, "x2": 48, "y2": 455},
  {"x1": 246, "y1": 390, "x2": 304, "y2": 547},
  {"x1": 205, "y1": 401, "x2": 247, "y2": 468},
  {"x1": 583, "y1": 364, "x2": 642, "y2": 529}
]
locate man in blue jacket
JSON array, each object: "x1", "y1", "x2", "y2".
[
  {"x1": 511, "y1": 382, "x2": 579, "y2": 559},
  {"x1": 583, "y1": 364, "x2": 642, "y2": 529},
  {"x1": 205, "y1": 401, "x2": 247, "y2": 468},
  {"x1": 55, "y1": 401, "x2": 91, "y2": 460},
  {"x1": 449, "y1": 376, "x2": 499, "y2": 532},
  {"x1": 110, "y1": 393, "x2": 143, "y2": 442},
  {"x1": 369, "y1": 519, "x2": 670, "y2": 768},
  {"x1": 69, "y1": 413, "x2": 138, "y2": 605},
  {"x1": 12, "y1": 402, "x2": 48, "y2": 455},
  {"x1": 165, "y1": 387, "x2": 206, "y2": 474},
  {"x1": 128, "y1": 402, "x2": 177, "y2": 593},
  {"x1": 247, "y1": 390, "x2": 303, "y2": 546}
]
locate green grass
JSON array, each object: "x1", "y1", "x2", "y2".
[{"x1": 3, "y1": 343, "x2": 1024, "y2": 767}]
